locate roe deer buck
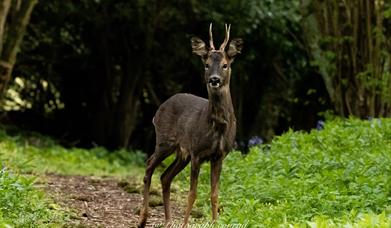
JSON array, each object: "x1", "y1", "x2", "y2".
[{"x1": 137, "y1": 24, "x2": 243, "y2": 227}]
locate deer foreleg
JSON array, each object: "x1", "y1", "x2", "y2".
[
  {"x1": 183, "y1": 158, "x2": 200, "y2": 227},
  {"x1": 210, "y1": 157, "x2": 223, "y2": 221}
]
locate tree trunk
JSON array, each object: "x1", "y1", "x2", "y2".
[
  {"x1": 0, "y1": 0, "x2": 38, "y2": 100},
  {"x1": 110, "y1": 70, "x2": 142, "y2": 149},
  {"x1": 0, "y1": 0, "x2": 12, "y2": 55},
  {"x1": 88, "y1": 4, "x2": 147, "y2": 150},
  {"x1": 301, "y1": 0, "x2": 391, "y2": 117}
]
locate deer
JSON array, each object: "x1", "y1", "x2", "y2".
[{"x1": 137, "y1": 23, "x2": 243, "y2": 228}]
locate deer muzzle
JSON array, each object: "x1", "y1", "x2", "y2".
[{"x1": 208, "y1": 75, "x2": 221, "y2": 88}]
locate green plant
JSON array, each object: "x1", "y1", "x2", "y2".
[
  {"x1": 0, "y1": 126, "x2": 145, "y2": 177},
  {"x1": 0, "y1": 167, "x2": 64, "y2": 226},
  {"x1": 174, "y1": 118, "x2": 391, "y2": 226},
  {"x1": 0, "y1": 125, "x2": 147, "y2": 227}
]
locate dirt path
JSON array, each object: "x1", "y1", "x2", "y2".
[{"x1": 44, "y1": 174, "x2": 185, "y2": 228}]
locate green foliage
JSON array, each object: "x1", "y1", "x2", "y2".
[
  {"x1": 0, "y1": 126, "x2": 146, "y2": 227},
  {"x1": 174, "y1": 118, "x2": 391, "y2": 226},
  {"x1": 0, "y1": 167, "x2": 63, "y2": 227},
  {"x1": 0, "y1": 126, "x2": 145, "y2": 177},
  {"x1": 2, "y1": 118, "x2": 391, "y2": 227}
]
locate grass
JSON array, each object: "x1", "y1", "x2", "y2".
[
  {"x1": 173, "y1": 118, "x2": 391, "y2": 227},
  {"x1": 0, "y1": 127, "x2": 145, "y2": 177},
  {"x1": 0, "y1": 168, "x2": 63, "y2": 227},
  {"x1": 0, "y1": 126, "x2": 146, "y2": 227},
  {"x1": 1, "y1": 118, "x2": 391, "y2": 227}
]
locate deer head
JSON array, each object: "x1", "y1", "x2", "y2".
[{"x1": 191, "y1": 24, "x2": 243, "y2": 93}]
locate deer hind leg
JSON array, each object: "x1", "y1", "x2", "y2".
[
  {"x1": 183, "y1": 158, "x2": 201, "y2": 227},
  {"x1": 161, "y1": 156, "x2": 190, "y2": 227},
  {"x1": 138, "y1": 145, "x2": 174, "y2": 228}
]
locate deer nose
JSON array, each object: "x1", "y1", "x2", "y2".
[{"x1": 208, "y1": 75, "x2": 221, "y2": 88}]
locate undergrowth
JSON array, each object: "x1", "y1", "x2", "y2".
[
  {"x1": 0, "y1": 127, "x2": 145, "y2": 177},
  {"x1": 1, "y1": 118, "x2": 391, "y2": 227},
  {"x1": 0, "y1": 167, "x2": 63, "y2": 227},
  {"x1": 0, "y1": 126, "x2": 145, "y2": 227},
  {"x1": 173, "y1": 118, "x2": 391, "y2": 227}
]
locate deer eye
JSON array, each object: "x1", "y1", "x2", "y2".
[
  {"x1": 205, "y1": 64, "x2": 209, "y2": 70},
  {"x1": 222, "y1": 64, "x2": 228, "y2": 70}
]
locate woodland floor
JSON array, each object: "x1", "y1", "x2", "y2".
[{"x1": 43, "y1": 174, "x2": 187, "y2": 228}]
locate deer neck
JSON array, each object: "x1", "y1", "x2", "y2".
[{"x1": 207, "y1": 85, "x2": 235, "y2": 131}]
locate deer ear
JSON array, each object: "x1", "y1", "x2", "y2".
[
  {"x1": 227, "y1": 38, "x2": 243, "y2": 58},
  {"x1": 191, "y1": 37, "x2": 208, "y2": 58}
]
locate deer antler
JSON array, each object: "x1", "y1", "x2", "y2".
[
  {"x1": 209, "y1": 23, "x2": 215, "y2": 50},
  {"x1": 219, "y1": 24, "x2": 231, "y2": 51}
]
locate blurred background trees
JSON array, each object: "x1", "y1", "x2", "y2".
[
  {"x1": 302, "y1": 0, "x2": 391, "y2": 117},
  {"x1": 0, "y1": 0, "x2": 389, "y2": 152},
  {"x1": 0, "y1": 0, "x2": 38, "y2": 98}
]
